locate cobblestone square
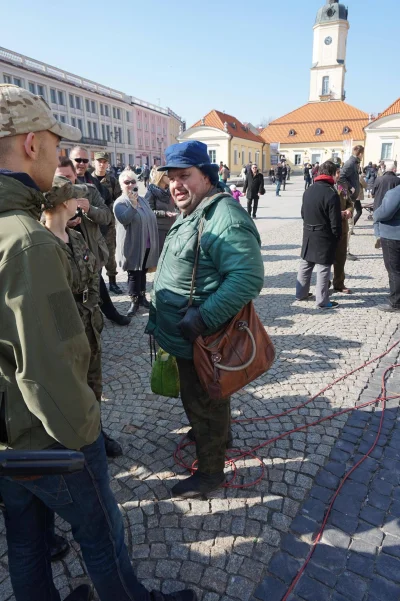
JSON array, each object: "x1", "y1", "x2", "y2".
[{"x1": 1, "y1": 177, "x2": 399, "y2": 601}]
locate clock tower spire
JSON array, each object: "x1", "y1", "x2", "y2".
[{"x1": 309, "y1": 0, "x2": 349, "y2": 103}]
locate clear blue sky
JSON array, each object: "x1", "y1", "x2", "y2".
[{"x1": 2, "y1": 0, "x2": 398, "y2": 126}]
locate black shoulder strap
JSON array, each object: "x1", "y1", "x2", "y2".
[{"x1": 188, "y1": 217, "x2": 205, "y2": 308}]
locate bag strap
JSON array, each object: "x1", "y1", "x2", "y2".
[{"x1": 188, "y1": 217, "x2": 205, "y2": 307}]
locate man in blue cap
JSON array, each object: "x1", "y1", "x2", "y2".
[{"x1": 146, "y1": 141, "x2": 264, "y2": 497}]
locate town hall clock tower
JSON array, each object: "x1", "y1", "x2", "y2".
[{"x1": 309, "y1": 0, "x2": 349, "y2": 103}]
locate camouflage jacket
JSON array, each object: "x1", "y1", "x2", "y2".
[
  {"x1": 93, "y1": 172, "x2": 121, "y2": 204},
  {"x1": 54, "y1": 228, "x2": 99, "y2": 312},
  {"x1": 75, "y1": 184, "x2": 111, "y2": 269}
]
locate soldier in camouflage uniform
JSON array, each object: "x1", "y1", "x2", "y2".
[
  {"x1": 91, "y1": 151, "x2": 123, "y2": 294},
  {"x1": 42, "y1": 176, "x2": 104, "y2": 402}
]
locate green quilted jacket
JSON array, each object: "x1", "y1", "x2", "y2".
[{"x1": 146, "y1": 191, "x2": 264, "y2": 359}]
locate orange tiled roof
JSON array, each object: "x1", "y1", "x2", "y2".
[
  {"x1": 191, "y1": 110, "x2": 264, "y2": 144},
  {"x1": 371, "y1": 98, "x2": 400, "y2": 122},
  {"x1": 261, "y1": 101, "x2": 369, "y2": 144}
]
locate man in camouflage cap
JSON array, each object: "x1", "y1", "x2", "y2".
[
  {"x1": 91, "y1": 151, "x2": 122, "y2": 294},
  {"x1": 0, "y1": 84, "x2": 197, "y2": 601}
]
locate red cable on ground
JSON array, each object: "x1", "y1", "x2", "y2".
[{"x1": 173, "y1": 340, "x2": 400, "y2": 599}]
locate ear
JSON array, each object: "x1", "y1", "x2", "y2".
[{"x1": 23, "y1": 132, "x2": 40, "y2": 160}]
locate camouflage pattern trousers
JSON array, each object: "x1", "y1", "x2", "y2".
[
  {"x1": 104, "y1": 219, "x2": 117, "y2": 279},
  {"x1": 176, "y1": 357, "x2": 231, "y2": 474},
  {"x1": 80, "y1": 305, "x2": 104, "y2": 403}
]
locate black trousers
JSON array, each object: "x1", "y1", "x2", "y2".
[
  {"x1": 99, "y1": 274, "x2": 119, "y2": 319},
  {"x1": 127, "y1": 248, "x2": 150, "y2": 297},
  {"x1": 381, "y1": 238, "x2": 400, "y2": 308},
  {"x1": 353, "y1": 200, "x2": 363, "y2": 225},
  {"x1": 176, "y1": 358, "x2": 231, "y2": 474},
  {"x1": 247, "y1": 196, "x2": 259, "y2": 217}
]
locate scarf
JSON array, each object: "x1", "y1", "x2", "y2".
[
  {"x1": 314, "y1": 175, "x2": 335, "y2": 185},
  {"x1": 147, "y1": 183, "x2": 171, "y2": 204}
]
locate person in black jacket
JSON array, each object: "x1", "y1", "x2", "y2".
[
  {"x1": 372, "y1": 165, "x2": 400, "y2": 247},
  {"x1": 296, "y1": 160, "x2": 342, "y2": 309},
  {"x1": 338, "y1": 145, "x2": 364, "y2": 201},
  {"x1": 242, "y1": 163, "x2": 265, "y2": 218}
]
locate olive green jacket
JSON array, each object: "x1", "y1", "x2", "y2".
[
  {"x1": 78, "y1": 184, "x2": 111, "y2": 269},
  {"x1": 146, "y1": 191, "x2": 264, "y2": 359},
  {"x1": 0, "y1": 175, "x2": 100, "y2": 450}
]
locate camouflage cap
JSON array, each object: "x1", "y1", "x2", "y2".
[
  {"x1": 42, "y1": 176, "x2": 88, "y2": 209},
  {"x1": 94, "y1": 151, "x2": 110, "y2": 161},
  {"x1": 0, "y1": 84, "x2": 81, "y2": 141}
]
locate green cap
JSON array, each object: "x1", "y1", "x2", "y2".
[
  {"x1": 94, "y1": 151, "x2": 110, "y2": 161},
  {"x1": 43, "y1": 176, "x2": 88, "y2": 209}
]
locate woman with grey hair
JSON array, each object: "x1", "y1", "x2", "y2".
[{"x1": 114, "y1": 169, "x2": 159, "y2": 316}]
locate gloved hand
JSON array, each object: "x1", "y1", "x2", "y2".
[{"x1": 178, "y1": 306, "x2": 207, "y2": 342}]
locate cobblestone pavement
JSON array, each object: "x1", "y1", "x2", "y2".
[{"x1": 0, "y1": 178, "x2": 399, "y2": 601}]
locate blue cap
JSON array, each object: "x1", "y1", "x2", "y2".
[{"x1": 158, "y1": 140, "x2": 217, "y2": 171}]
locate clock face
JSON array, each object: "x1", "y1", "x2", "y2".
[{"x1": 325, "y1": 36, "x2": 333, "y2": 45}]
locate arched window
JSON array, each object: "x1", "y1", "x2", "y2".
[
  {"x1": 315, "y1": 128, "x2": 323, "y2": 136},
  {"x1": 343, "y1": 126, "x2": 350, "y2": 134},
  {"x1": 322, "y1": 76, "x2": 330, "y2": 95},
  {"x1": 289, "y1": 129, "x2": 296, "y2": 136}
]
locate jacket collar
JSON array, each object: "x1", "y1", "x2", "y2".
[{"x1": 0, "y1": 173, "x2": 44, "y2": 220}]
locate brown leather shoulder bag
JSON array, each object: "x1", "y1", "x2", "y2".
[{"x1": 189, "y1": 217, "x2": 275, "y2": 400}]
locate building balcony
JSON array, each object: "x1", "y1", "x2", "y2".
[{"x1": 80, "y1": 136, "x2": 108, "y2": 146}]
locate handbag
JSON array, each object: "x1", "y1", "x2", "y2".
[
  {"x1": 189, "y1": 217, "x2": 275, "y2": 400},
  {"x1": 150, "y1": 348, "x2": 180, "y2": 398}
]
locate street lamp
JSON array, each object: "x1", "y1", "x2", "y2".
[
  {"x1": 157, "y1": 136, "x2": 164, "y2": 166},
  {"x1": 110, "y1": 130, "x2": 120, "y2": 166}
]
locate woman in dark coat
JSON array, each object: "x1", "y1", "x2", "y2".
[
  {"x1": 296, "y1": 160, "x2": 342, "y2": 309},
  {"x1": 242, "y1": 164, "x2": 265, "y2": 218},
  {"x1": 304, "y1": 164, "x2": 312, "y2": 189},
  {"x1": 145, "y1": 170, "x2": 177, "y2": 254}
]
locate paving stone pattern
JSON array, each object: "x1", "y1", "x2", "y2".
[{"x1": 0, "y1": 179, "x2": 399, "y2": 601}]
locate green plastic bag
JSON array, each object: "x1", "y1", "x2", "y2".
[{"x1": 150, "y1": 348, "x2": 180, "y2": 398}]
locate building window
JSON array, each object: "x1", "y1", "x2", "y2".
[
  {"x1": 234, "y1": 149, "x2": 238, "y2": 165},
  {"x1": 75, "y1": 96, "x2": 81, "y2": 110},
  {"x1": 152, "y1": 139, "x2": 155, "y2": 148},
  {"x1": 3, "y1": 74, "x2": 12, "y2": 84},
  {"x1": 100, "y1": 103, "x2": 104, "y2": 116},
  {"x1": 37, "y1": 84, "x2": 45, "y2": 98},
  {"x1": 151, "y1": 124, "x2": 155, "y2": 133},
  {"x1": 163, "y1": 127, "x2": 166, "y2": 135},
  {"x1": 126, "y1": 111, "x2": 130, "y2": 122},
  {"x1": 50, "y1": 88, "x2": 57, "y2": 104},
  {"x1": 101, "y1": 124, "x2": 106, "y2": 140},
  {"x1": 60, "y1": 115, "x2": 66, "y2": 123},
  {"x1": 255, "y1": 151, "x2": 260, "y2": 165},
  {"x1": 85, "y1": 99, "x2": 90, "y2": 112},
  {"x1": 381, "y1": 143, "x2": 393, "y2": 160},
  {"x1": 137, "y1": 121, "x2": 142, "y2": 130},
  {"x1": 322, "y1": 76, "x2": 329, "y2": 95},
  {"x1": 91, "y1": 101, "x2": 96, "y2": 114},
  {"x1": 104, "y1": 104, "x2": 109, "y2": 117},
  {"x1": 77, "y1": 119, "x2": 83, "y2": 133},
  {"x1": 87, "y1": 122, "x2": 92, "y2": 137},
  {"x1": 106, "y1": 125, "x2": 111, "y2": 141},
  {"x1": 294, "y1": 154, "x2": 302, "y2": 166},
  {"x1": 342, "y1": 126, "x2": 350, "y2": 134},
  {"x1": 113, "y1": 107, "x2": 121, "y2": 120},
  {"x1": 315, "y1": 128, "x2": 322, "y2": 135},
  {"x1": 145, "y1": 123, "x2": 148, "y2": 131},
  {"x1": 58, "y1": 91, "x2": 65, "y2": 105},
  {"x1": 13, "y1": 77, "x2": 22, "y2": 87},
  {"x1": 249, "y1": 151, "x2": 252, "y2": 163},
  {"x1": 289, "y1": 129, "x2": 296, "y2": 136},
  {"x1": 71, "y1": 117, "x2": 77, "y2": 127},
  {"x1": 145, "y1": 137, "x2": 149, "y2": 147},
  {"x1": 118, "y1": 127, "x2": 123, "y2": 143},
  {"x1": 127, "y1": 129, "x2": 131, "y2": 145},
  {"x1": 53, "y1": 114, "x2": 59, "y2": 121},
  {"x1": 28, "y1": 82, "x2": 36, "y2": 94},
  {"x1": 69, "y1": 94, "x2": 75, "y2": 108},
  {"x1": 139, "y1": 137, "x2": 142, "y2": 146},
  {"x1": 208, "y1": 149, "x2": 216, "y2": 163},
  {"x1": 93, "y1": 122, "x2": 98, "y2": 138}
]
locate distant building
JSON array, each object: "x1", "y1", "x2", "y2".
[
  {"x1": 364, "y1": 99, "x2": 400, "y2": 168},
  {"x1": 0, "y1": 46, "x2": 184, "y2": 166},
  {"x1": 261, "y1": 0, "x2": 368, "y2": 170},
  {"x1": 178, "y1": 110, "x2": 269, "y2": 174}
]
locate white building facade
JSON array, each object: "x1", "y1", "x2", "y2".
[{"x1": 0, "y1": 47, "x2": 184, "y2": 167}]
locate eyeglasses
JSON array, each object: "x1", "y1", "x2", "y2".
[
  {"x1": 124, "y1": 180, "x2": 136, "y2": 185},
  {"x1": 73, "y1": 158, "x2": 89, "y2": 164}
]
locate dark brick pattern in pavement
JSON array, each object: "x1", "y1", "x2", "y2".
[{"x1": 253, "y1": 344, "x2": 400, "y2": 601}]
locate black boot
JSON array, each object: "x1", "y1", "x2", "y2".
[
  {"x1": 171, "y1": 470, "x2": 225, "y2": 498},
  {"x1": 186, "y1": 428, "x2": 233, "y2": 449},
  {"x1": 127, "y1": 295, "x2": 140, "y2": 317},
  {"x1": 139, "y1": 291, "x2": 150, "y2": 308},
  {"x1": 100, "y1": 276, "x2": 131, "y2": 325},
  {"x1": 109, "y1": 277, "x2": 123, "y2": 295},
  {"x1": 102, "y1": 429, "x2": 123, "y2": 457},
  {"x1": 65, "y1": 584, "x2": 94, "y2": 601},
  {"x1": 50, "y1": 533, "x2": 69, "y2": 562}
]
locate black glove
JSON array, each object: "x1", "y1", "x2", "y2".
[{"x1": 178, "y1": 306, "x2": 207, "y2": 342}]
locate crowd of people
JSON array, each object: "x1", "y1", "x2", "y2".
[{"x1": 0, "y1": 82, "x2": 399, "y2": 601}]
